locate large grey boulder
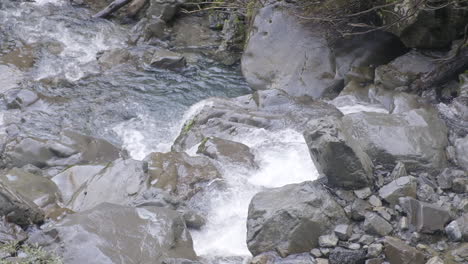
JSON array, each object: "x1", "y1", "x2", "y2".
[
  {"x1": 144, "y1": 152, "x2": 220, "y2": 201},
  {"x1": 342, "y1": 109, "x2": 448, "y2": 173},
  {"x1": 67, "y1": 159, "x2": 149, "y2": 212},
  {"x1": 0, "y1": 182, "x2": 44, "y2": 227},
  {"x1": 0, "y1": 168, "x2": 61, "y2": 209},
  {"x1": 241, "y1": 3, "x2": 405, "y2": 98},
  {"x1": 304, "y1": 117, "x2": 373, "y2": 189},
  {"x1": 384, "y1": 236, "x2": 425, "y2": 264},
  {"x1": 28, "y1": 203, "x2": 197, "y2": 264},
  {"x1": 378, "y1": 176, "x2": 417, "y2": 206},
  {"x1": 399, "y1": 197, "x2": 451, "y2": 234},
  {"x1": 173, "y1": 89, "x2": 342, "y2": 151},
  {"x1": 246, "y1": 181, "x2": 347, "y2": 257}
]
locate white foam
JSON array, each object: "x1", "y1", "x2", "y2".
[
  {"x1": 191, "y1": 128, "x2": 318, "y2": 261},
  {"x1": 337, "y1": 104, "x2": 389, "y2": 115}
]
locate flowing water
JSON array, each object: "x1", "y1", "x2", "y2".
[
  {"x1": 0, "y1": 0, "x2": 389, "y2": 262},
  {"x1": 0, "y1": 0, "x2": 319, "y2": 262}
]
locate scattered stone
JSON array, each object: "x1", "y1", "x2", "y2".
[
  {"x1": 374, "y1": 207, "x2": 392, "y2": 221},
  {"x1": 365, "y1": 259, "x2": 384, "y2": 264},
  {"x1": 437, "y1": 168, "x2": 466, "y2": 190},
  {"x1": 304, "y1": 117, "x2": 374, "y2": 189},
  {"x1": 455, "y1": 135, "x2": 468, "y2": 170},
  {"x1": 316, "y1": 259, "x2": 329, "y2": 264},
  {"x1": 349, "y1": 234, "x2": 361, "y2": 243},
  {"x1": 0, "y1": 219, "x2": 28, "y2": 244},
  {"x1": 363, "y1": 212, "x2": 393, "y2": 236},
  {"x1": 319, "y1": 234, "x2": 339, "y2": 248},
  {"x1": 417, "y1": 184, "x2": 436, "y2": 202},
  {"x1": 389, "y1": 162, "x2": 407, "y2": 179},
  {"x1": 445, "y1": 243, "x2": 468, "y2": 263},
  {"x1": 367, "y1": 243, "x2": 383, "y2": 258},
  {"x1": 425, "y1": 256, "x2": 444, "y2": 264},
  {"x1": 378, "y1": 176, "x2": 418, "y2": 206},
  {"x1": 348, "y1": 243, "x2": 361, "y2": 250},
  {"x1": 399, "y1": 216, "x2": 409, "y2": 231},
  {"x1": 452, "y1": 177, "x2": 468, "y2": 193},
  {"x1": 445, "y1": 214, "x2": 468, "y2": 242},
  {"x1": 329, "y1": 247, "x2": 366, "y2": 264},
  {"x1": 399, "y1": 197, "x2": 451, "y2": 234},
  {"x1": 310, "y1": 248, "x2": 322, "y2": 258},
  {"x1": 247, "y1": 181, "x2": 347, "y2": 257},
  {"x1": 351, "y1": 199, "x2": 372, "y2": 221},
  {"x1": 335, "y1": 224, "x2": 352, "y2": 241},
  {"x1": 368, "y1": 195, "x2": 382, "y2": 207},
  {"x1": 358, "y1": 235, "x2": 374, "y2": 245},
  {"x1": 384, "y1": 236, "x2": 426, "y2": 264},
  {"x1": 354, "y1": 187, "x2": 372, "y2": 199}
]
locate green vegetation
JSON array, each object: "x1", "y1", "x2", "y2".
[
  {"x1": 182, "y1": 119, "x2": 196, "y2": 134},
  {"x1": 0, "y1": 241, "x2": 62, "y2": 264}
]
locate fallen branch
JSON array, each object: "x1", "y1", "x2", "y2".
[{"x1": 93, "y1": 0, "x2": 133, "y2": 19}]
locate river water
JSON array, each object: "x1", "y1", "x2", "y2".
[{"x1": 0, "y1": 0, "x2": 319, "y2": 262}]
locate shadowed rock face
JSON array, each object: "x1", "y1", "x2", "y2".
[
  {"x1": 247, "y1": 181, "x2": 347, "y2": 257},
  {"x1": 241, "y1": 3, "x2": 406, "y2": 98},
  {"x1": 304, "y1": 116, "x2": 374, "y2": 190},
  {"x1": 28, "y1": 203, "x2": 197, "y2": 264},
  {"x1": 0, "y1": 182, "x2": 44, "y2": 227}
]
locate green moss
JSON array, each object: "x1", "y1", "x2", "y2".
[
  {"x1": 182, "y1": 119, "x2": 196, "y2": 134},
  {"x1": 198, "y1": 137, "x2": 210, "y2": 152}
]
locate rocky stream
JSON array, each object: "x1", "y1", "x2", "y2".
[{"x1": 0, "y1": 0, "x2": 467, "y2": 263}]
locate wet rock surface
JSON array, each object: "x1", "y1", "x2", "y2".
[
  {"x1": 247, "y1": 181, "x2": 347, "y2": 257},
  {"x1": 28, "y1": 203, "x2": 197, "y2": 264}
]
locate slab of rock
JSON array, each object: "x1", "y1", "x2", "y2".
[
  {"x1": 0, "y1": 168, "x2": 61, "y2": 209},
  {"x1": 52, "y1": 164, "x2": 105, "y2": 204},
  {"x1": 399, "y1": 197, "x2": 451, "y2": 234},
  {"x1": 378, "y1": 176, "x2": 417, "y2": 206},
  {"x1": 363, "y1": 212, "x2": 393, "y2": 236},
  {"x1": 4, "y1": 89, "x2": 39, "y2": 109},
  {"x1": 384, "y1": 236, "x2": 425, "y2": 264},
  {"x1": 247, "y1": 181, "x2": 347, "y2": 257},
  {"x1": 28, "y1": 203, "x2": 196, "y2": 264},
  {"x1": 145, "y1": 152, "x2": 220, "y2": 201},
  {"x1": 67, "y1": 159, "x2": 149, "y2": 212},
  {"x1": 329, "y1": 247, "x2": 366, "y2": 264},
  {"x1": 197, "y1": 137, "x2": 257, "y2": 169},
  {"x1": 0, "y1": 182, "x2": 44, "y2": 227},
  {"x1": 342, "y1": 109, "x2": 448, "y2": 173},
  {"x1": 304, "y1": 117, "x2": 373, "y2": 189},
  {"x1": 319, "y1": 233, "x2": 339, "y2": 248}
]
